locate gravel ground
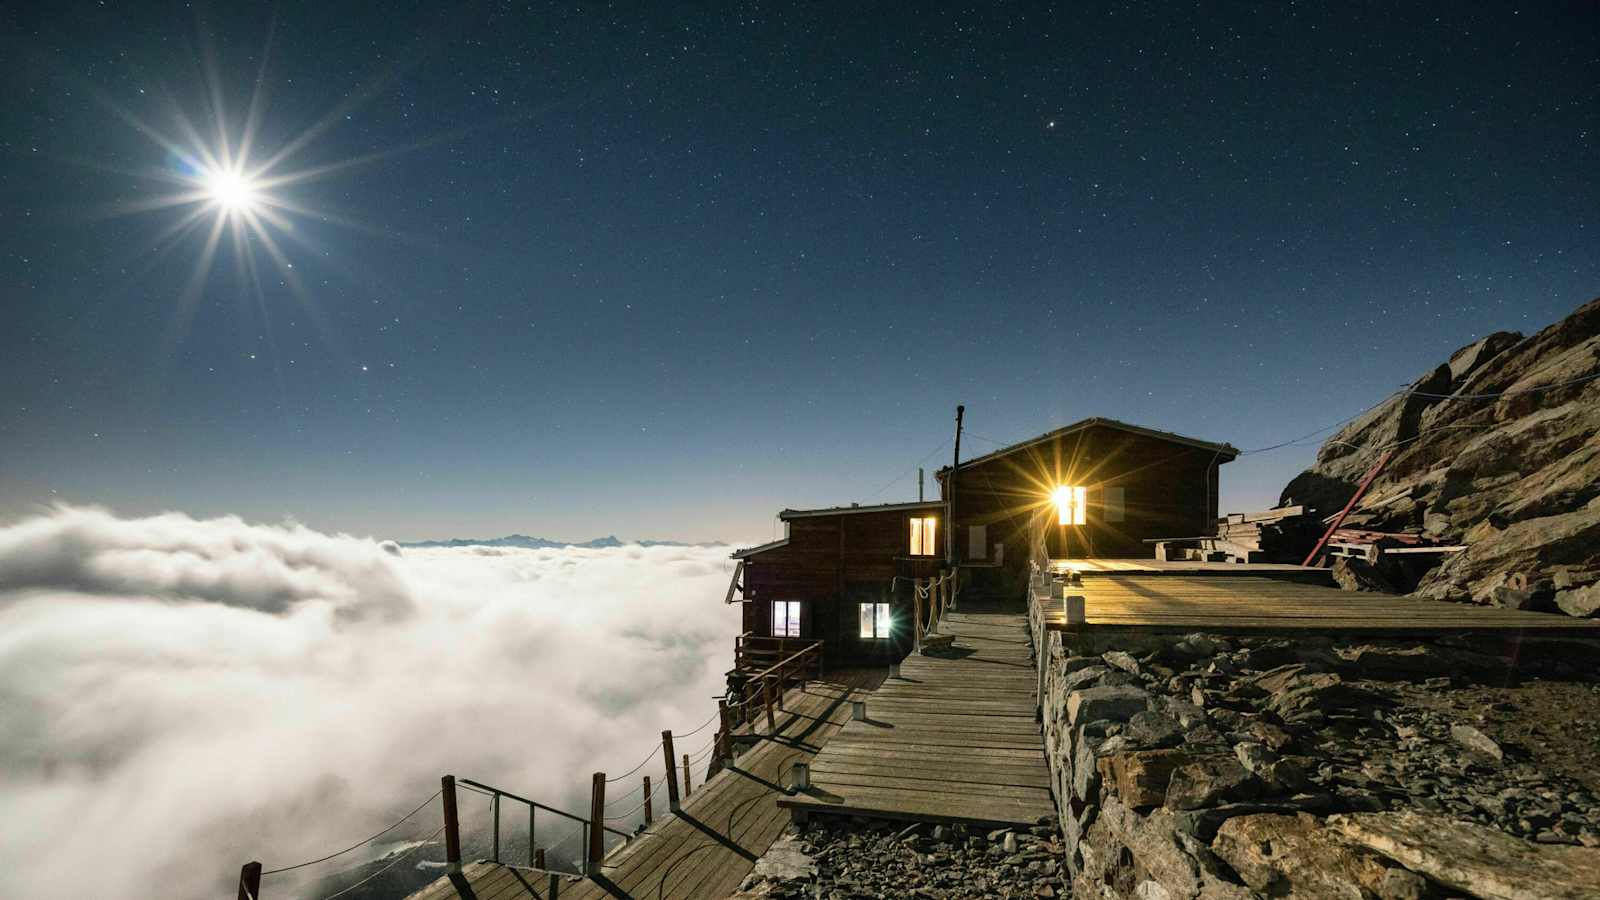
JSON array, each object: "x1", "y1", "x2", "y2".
[{"x1": 730, "y1": 815, "x2": 1068, "y2": 900}]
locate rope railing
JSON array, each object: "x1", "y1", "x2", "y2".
[
  {"x1": 604, "y1": 740, "x2": 665, "y2": 784},
  {"x1": 317, "y1": 823, "x2": 446, "y2": 900},
  {"x1": 911, "y1": 568, "x2": 958, "y2": 650},
  {"x1": 256, "y1": 788, "x2": 443, "y2": 876},
  {"x1": 235, "y1": 674, "x2": 790, "y2": 896}
]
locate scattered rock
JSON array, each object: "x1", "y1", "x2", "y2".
[
  {"x1": 1450, "y1": 724, "x2": 1505, "y2": 761},
  {"x1": 1103, "y1": 649, "x2": 1143, "y2": 675},
  {"x1": 1332, "y1": 556, "x2": 1399, "y2": 593},
  {"x1": 1555, "y1": 582, "x2": 1600, "y2": 618},
  {"x1": 1098, "y1": 749, "x2": 1192, "y2": 809},
  {"x1": 1068, "y1": 684, "x2": 1151, "y2": 725},
  {"x1": 1165, "y1": 755, "x2": 1262, "y2": 810},
  {"x1": 1124, "y1": 710, "x2": 1183, "y2": 748}
]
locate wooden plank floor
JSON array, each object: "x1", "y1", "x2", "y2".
[
  {"x1": 1038, "y1": 574, "x2": 1600, "y2": 634},
  {"x1": 1059, "y1": 558, "x2": 1333, "y2": 580},
  {"x1": 778, "y1": 606, "x2": 1056, "y2": 828},
  {"x1": 405, "y1": 669, "x2": 884, "y2": 900}
]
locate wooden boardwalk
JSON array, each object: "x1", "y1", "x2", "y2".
[
  {"x1": 1056, "y1": 558, "x2": 1333, "y2": 580},
  {"x1": 405, "y1": 669, "x2": 882, "y2": 900},
  {"x1": 1038, "y1": 572, "x2": 1600, "y2": 635},
  {"x1": 778, "y1": 605, "x2": 1055, "y2": 828}
]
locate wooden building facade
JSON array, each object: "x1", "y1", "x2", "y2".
[
  {"x1": 730, "y1": 418, "x2": 1236, "y2": 666},
  {"x1": 733, "y1": 500, "x2": 944, "y2": 668},
  {"x1": 937, "y1": 417, "x2": 1237, "y2": 599}
]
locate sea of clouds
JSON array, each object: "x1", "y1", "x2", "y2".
[{"x1": 0, "y1": 506, "x2": 743, "y2": 900}]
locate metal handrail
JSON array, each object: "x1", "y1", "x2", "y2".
[{"x1": 458, "y1": 778, "x2": 631, "y2": 840}]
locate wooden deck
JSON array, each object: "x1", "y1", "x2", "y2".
[
  {"x1": 1056, "y1": 557, "x2": 1334, "y2": 581},
  {"x1": 777, "y1": 605, "x2": 1055, "y2": 828},
  {"x1": 405, "y1": 669, "x2": 884, "y2": 900},
  {"x1": 1038, "y1": 573, "x2": 1600, "y2": 635}
]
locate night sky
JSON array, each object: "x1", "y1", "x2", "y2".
[{"x1": 2, "y1": 2, "x2": 1595, "y2": 542}]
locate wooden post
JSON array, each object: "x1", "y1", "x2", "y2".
[
  {"x1": 534, "y1": 847, "x2": 546, "y2": 869},
  {"x1": 643, "y1": 776, "x2": 653, "y2": 824},
  {"x1": 588, "y1": 772, "x2": 605, "y2": 872},
  {"x1": 441, "y1": 775, "x2": 462, "y2": 873},
  {"x1": 491, "y1": 791, "x2": 501, "y2": 862},
  {"x1": 528, "y1": 805, "x2": 536, "y2": 869},
  {"x1": 238, "y1": 861, "x2": 261, "y2": 900},
  {"x1": 717, "y1": 699, "x2": 732, "y2": 763},
  {"x1": 661, "y1": 730, "x2": 681, "y2": 812},
  {"x1": 762, "y1": 675, "x2": 776, "y2": 732},
  {"x1": 548, "y1": 871, "x2": 560, "y2": 899},
  {"x1": 682, "y1": 753, "x2": 693, "y2": 796},
  {"x1": 913, "y1": 579, "x2": 924, "y2": 650},
  {"x1": 775, "y1": 658, "x2": 786, "y2": 710},
  {"x1": 948, "y1": 404, "x2": 964, "y2": 565}
]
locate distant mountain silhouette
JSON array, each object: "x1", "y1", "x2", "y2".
[{"x1": 398, "y1": 533, "x2": 725, "y2": 550}]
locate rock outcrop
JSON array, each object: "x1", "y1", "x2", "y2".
[
  {"x1": 1029, "y1": 584, "x2": 1600, "y2": 900},
  {"x1": 1280, "y1": 296, "x2": 1600, "y2": 615}
]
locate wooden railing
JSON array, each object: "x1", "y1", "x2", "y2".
[
  {"x1": 722, "y1": 640, "x2": 823, "y2": 735},
  {"x1": 734, "y1": 634, "x2": 817, "y2": 672},
  {"x1": 235, "y1": 772, "x2": 634, "y2": 900}
]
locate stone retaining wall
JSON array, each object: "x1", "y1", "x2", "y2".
[{"x1": 1027, "y1": 581, "x2": 1600, "y2": 900}]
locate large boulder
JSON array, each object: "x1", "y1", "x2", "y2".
[
  {"x1": 1280, "y1": 297, "x2": 1600, "y2": 615},
  {"x1": 1211, "y1": 813, "x2": 1402, "y2": 899},
  {"x1": 1331, "y1": 810, "x2": 1600, "y2": 900}
]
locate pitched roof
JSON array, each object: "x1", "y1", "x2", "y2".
[
  {"x1": 779, "y1": 499, "x2": 945, "y2": 520},
  {"x1": 940, "y1": 417, "x2": 1237, "y2": 475},
  {"x1": 730, "y1": 537, "x2": 790, "y2": 559}
]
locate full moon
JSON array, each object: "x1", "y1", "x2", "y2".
[{"x1": 201, "y1": 167, "x2": 260, "y2": 213}]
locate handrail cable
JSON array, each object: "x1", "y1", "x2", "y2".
[
  {"x1": 316, "y1": 824, "x2": 445, "y2": 900},
  {"x1": 603, "y1": 779, "x2": 646, "y2": 808},
  {"x1": 1237, "y1": 368, "x2": 1600, "y2": 456},
  {"x1": 604, "y1": 741, "x2": 664, "y2": 784},
  {"x1": 261, "y1": 788, "x2": 443, "y2": 875},
  {"x1": 672, "y1": 708, "x2": 722, "y2": 738}
]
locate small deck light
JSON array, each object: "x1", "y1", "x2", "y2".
[
  {"x1": 791, "y1": 761, "x2": 810, "y2": 791},
  {"x1": 889, "y1": 662, "x2": 901, "y2": 679},
  {"x1": 1065, "y1": 594, "x2": 1086, "y2": 626},
  {"x1": 852, "y1": 699, "x2": 867, "y2": 720}
]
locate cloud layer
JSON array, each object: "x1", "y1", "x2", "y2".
[{"x1": 0, "y1": 506, "x2": 742, "y2": 899}]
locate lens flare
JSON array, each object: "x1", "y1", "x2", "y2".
[{"x1": 200, "y1": 166, "x2": 260, "y2": 213}]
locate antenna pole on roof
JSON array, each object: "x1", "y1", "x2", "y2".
[
  {"x1": 948, "y1": 405, "x2": 964, "y2": 565},
  {"x1": 918, "y1": 468, "x2": 924, "y2": 502}
]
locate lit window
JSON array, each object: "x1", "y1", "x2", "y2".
[
  {"x1": 1052, "y1": 485, "x2": 1087, "y2": 525},
  {"x1": 772, "y1": 600, "x2": 801, "y2": 637},
  {"x1": 858, "y1": 602, "x2": 891, "y2": 639},
  {"x1": 909, "y1": 516, "x2": 937, "y2": 556}
]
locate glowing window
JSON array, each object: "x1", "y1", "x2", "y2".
[
  {"x1": 858, "y1": 602, "x2": 891, "y2": 639},
  {"x1": 772, "y1": 600, "x2": 801, "y2": 637},
  {"x1": 909, "y1": 516, "x2": 937, "y2": 556},
  {"x1": 1053, "y1": 486, "x2": 1087, "y2": 526}
]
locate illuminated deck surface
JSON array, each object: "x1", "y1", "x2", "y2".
[{"x1": 779, "y1": 606, "x2": 1055, "y2": 827}]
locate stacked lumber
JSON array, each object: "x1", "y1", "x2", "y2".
[
  {"x1": 1326, "y1": 527, "x2": 1465, "y2": 564},
  {"x1": 1152, "y1": 506, "x2": 1322, "y2": 564},
  {"x1": 1209, "y1": 505, "x2": 1324, "y2": 562}
]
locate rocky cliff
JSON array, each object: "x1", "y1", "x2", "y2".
[{"x1": 1280, "y1": 297, "x2": 1600, "y2": 616}]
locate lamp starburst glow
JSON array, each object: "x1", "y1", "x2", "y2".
[{"x1": 200, "y1": 166, "x2": 260, "y2": 213}]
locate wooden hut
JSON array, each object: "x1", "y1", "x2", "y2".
[
  {"x1": 936, "y1": 417, "x2": 1237, "y2": 599},
  {"x1": 729, "y1": 418, "x2": 1236, "y2": 666}
]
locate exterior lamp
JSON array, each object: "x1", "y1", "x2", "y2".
[{"x1": 1053, "y1": 485, "x2": 1086, "y2": 526}]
